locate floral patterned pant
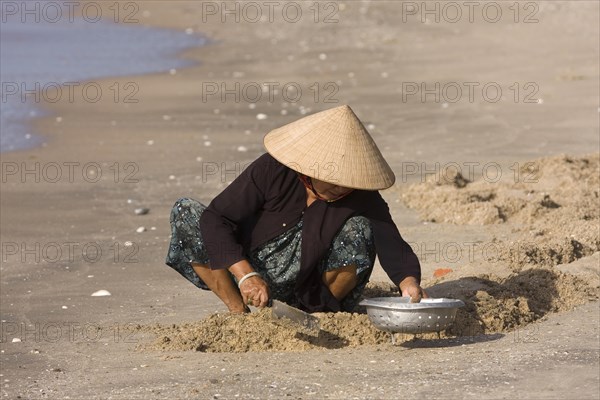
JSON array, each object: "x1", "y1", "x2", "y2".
[{"x1": 165, "y1": 198, "x2": 375, "y2": 311}]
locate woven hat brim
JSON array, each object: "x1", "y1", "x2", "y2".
[{"x1": 263, "y1": 105, "x2": 395, "y2": 190}]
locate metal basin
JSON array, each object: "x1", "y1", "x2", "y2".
[{"x1": 359, "y1": 297, "x2": 465, "y2": 334}]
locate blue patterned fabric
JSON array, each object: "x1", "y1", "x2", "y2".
[{"x1": 166, "y1": 198, "x2": 375, "y2": 311}]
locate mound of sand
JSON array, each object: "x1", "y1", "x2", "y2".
[
  {"x1": 401, "y1": 154, "x2": 598, "y2": 227},
  {"x1": 135, "y1": 269, "x2": 595, "y2": 352},
  {"x1": 135, "y1": 308, "x2": 389, "y2": 353},
  {"x1": 428, "y1": 268, "x2": 597, "y2": 336},
  {"x1": 402, "y1": 154, "x2": 599, "y2": 271}
]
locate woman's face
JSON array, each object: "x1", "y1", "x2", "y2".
[{"x1": 310, "y1": 178, "x2": 354, "y2": 201}]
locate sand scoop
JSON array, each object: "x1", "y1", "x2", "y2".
[{"x1": 250, "y1": 299, "x2": 321, "y2": 336}]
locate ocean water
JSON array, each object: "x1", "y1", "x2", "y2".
[{"x1": 0, "y1": 16, "x2": 206, "y2": 152}]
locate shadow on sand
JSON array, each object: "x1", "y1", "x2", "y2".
[
  {"x1": 425, "y1": 268, "x2": 584, "y2": 337},
  {"x1": 400, "y1": 332, "x2": 505, "y2": 349}
]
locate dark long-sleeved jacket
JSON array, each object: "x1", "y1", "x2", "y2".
[{"x1": 199, "y1": 153, "x2": 421, "y2": 312}]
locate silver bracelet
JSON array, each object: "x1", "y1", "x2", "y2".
[{"x1": 237, "y1": 272, "x2": 261, "y2": 288}]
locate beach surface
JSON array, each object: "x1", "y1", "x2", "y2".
[{"x1": 1, "y1": 1, "x2": 599, "y2": 398}]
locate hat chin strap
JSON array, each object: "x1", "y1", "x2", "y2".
[{"x1": 297, "y1": 174, "x2": 352, "y2": 203}]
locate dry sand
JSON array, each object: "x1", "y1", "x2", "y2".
[
  {"x1": 403, "y1": 153, "x2": 600, "y2": 271},
  {"x1": 135, "y1": 266, "x2": 596, "y2": 353},
  {"x1": 1, "y1": 1, "x2": 599, "y2": 398}
]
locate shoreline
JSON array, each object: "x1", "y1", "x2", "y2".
[
  {"x1": 4, "y1": 2, "x2": 598, "y2": 162},
  {"x1": 0, "y1": 16, "x2": 206, "y2": 153}
]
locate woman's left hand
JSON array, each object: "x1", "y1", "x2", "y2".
[{"x1": 399, "y1": 276, "x2": 428, "y2": 303}]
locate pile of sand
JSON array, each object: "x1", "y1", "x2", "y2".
[
  {"x1": 401, "y1": 154, "x2": 598, "y2": 225},
  {"x1": 135, "y1": 269, "x2": 595, "y2": 352},
  {"x1": 428, "y1": 268, "x2": 597, "y2": 336},
  {"x1": 135, "y1": 308, "x2": 389, "y2": 353},
  {"x1": 402, "y1": 154, "x2": 599, "y2": 271}
]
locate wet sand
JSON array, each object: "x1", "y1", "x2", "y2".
[{"x1": 1, "y1": 1, "x2": 598, "y2": 398}]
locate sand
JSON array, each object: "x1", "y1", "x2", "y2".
[
  {"x1": 135, "y1": 268, "x2": 596, "y2": 353},
  {"x1": 136, "y1": 309, "x2": 388, "y2": 353},
  {"x1": 1, "y1": 0, "x2": 599, "y2": 398},
  {"x1": 402, "y1": 153, "x2": 600, "y2": 270}
]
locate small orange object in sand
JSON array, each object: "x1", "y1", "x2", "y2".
[{"x1": 433, "y1": 268, "x2": 453, "y2": 278}]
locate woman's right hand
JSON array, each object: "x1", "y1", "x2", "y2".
[
  {"x1": 239, "y1": 275, "x2": 270, "y2": 308},
  {"x1": 229, "y1": 259, "x2": 270, "y2": 308}
]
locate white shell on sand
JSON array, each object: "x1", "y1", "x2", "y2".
[
  {"x1": 256, "y1": 113, "x2": 267, "y2": 120},
  {"x1": 91, "y1": 290, "x2": 111, "y2": 297},
  {"x1": 136, "y1": 226, "x2": 146, "y2": 233},
  {"x1": 124, "y1": 241, "x2": 133, "y2": 247},
  {"x1": 12, "y1": 338, "x2": 21, "y2": 343},
  {"x1": 237, "y1": 146, "x2": 248, "y2": 152}
]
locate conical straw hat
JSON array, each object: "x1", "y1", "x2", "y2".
[{"x1": 263, "y1": 105, "x2": 395, "y2": 190}]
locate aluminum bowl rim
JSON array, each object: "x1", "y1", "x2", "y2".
[{"x1": 359, "y1": 297, "x2": 465, "y2": 311}]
